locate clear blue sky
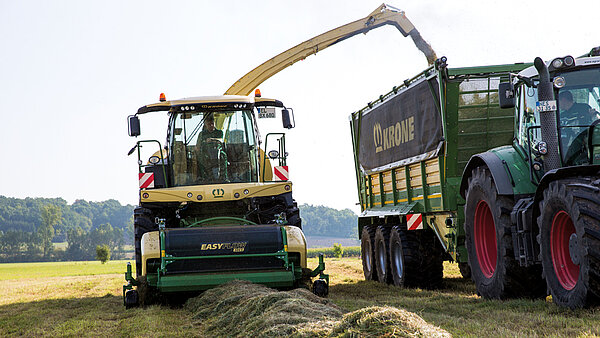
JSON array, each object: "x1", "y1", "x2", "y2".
[{"x1": 1, "y1": 0, "x2": 598, "y2": 212}]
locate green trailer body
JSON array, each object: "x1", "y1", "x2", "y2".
[{"x1": 350, "y1": 60, "x2": 531, "y2": 265}]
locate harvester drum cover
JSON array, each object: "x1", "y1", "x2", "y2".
[{"x1": 163, "y1": 225, "x2": 285, "y2": 274}]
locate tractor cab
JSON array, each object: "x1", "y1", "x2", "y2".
[{"x1": 128, "y1": 94, "x2": 294, "y2": 189}]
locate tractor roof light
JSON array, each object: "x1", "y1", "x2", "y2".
[
  {"x1": 159, "y1": 93, "x2": 166, "y2": 102},
  {"x1": 552, "y1": 58, "x2": 564, "y2": 69},
  {"x1": 563, "y1": 56, "x2": 574, "y2": 67}
]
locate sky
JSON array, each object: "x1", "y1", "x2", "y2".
[{"x1": 1, "y1": 0, "x2": 599, "y2": 213}]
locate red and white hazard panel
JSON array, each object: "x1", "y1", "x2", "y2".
[
  {"x1": 273, "y1": 166, "x2": 289, "y2": 181},
  {"x1": 407, "y1": 213, "x2": 423, "y2": 230},
  {"x1": 139, "y1": 173, "x2": 155, "y2": 189}
]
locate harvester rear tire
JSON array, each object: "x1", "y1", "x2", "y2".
[
  {"x1": 133, "y1": 207, "x2": 157, "y2": 278},
  {"x1": 389, "y1": 226, "x2": 420, "y2": 287},
  {"x1": 361, "y1": 225, "x2": 378, "y2": 281},
  {"x1": 374, "y1": 226, "x2": 392, "y2": 284},
  {"x1": 464, "y1": 166, "x2": 544, "y2": 299},
  {"x1": 286, "y1": 201, "x2": 302, "y2": 229},
  {"x1": 538, "y1": 177, "x2": 600, "y2": 308}
]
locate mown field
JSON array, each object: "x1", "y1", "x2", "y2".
[{"x1": 1, "y1": 258, "x2": 599, "y2": 337}]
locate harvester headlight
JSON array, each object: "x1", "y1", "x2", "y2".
[
  {"x1": 564, "y1": 56, "x2": 574, "y2": 66},
  {"x1": 148, "y1": 156, "x2": 160, "y2": 164},
  {"x1": 285, "y1": 185, "x2": 291, "y2": 191},
  {"x1": 197, "y1": 195, "x2": 203, "y2": 201},
  {"x1": 268, "y1": 150, "x2": 279, "y2": 159},
  {"x1": 552, "y1": 58, "x2": 564, "y2": 69},
  {"x1": 234, "y1": 192, "x2": 240, "y2": 198},
  {"x1": 142, "y1": 193, "x2": 149, "y2": 199},
  {"x1": 243, "y1": 189, "x2": 249, "y2": 195},
  {"x1": 187, "y1": 192, "x2": 193, "y2": 198},
  {"x1": 553, "y1": 76, "x2": 566, "y2": 88}
]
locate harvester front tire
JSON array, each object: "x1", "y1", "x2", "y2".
[
  {"x1": 464, "y1": 166, "x2": 544, "y2": 299},
  {"x1": 361, "y1": 226, "x2": 378, "y2": 281},
  {"x1": 538, "y1": 178, "x2": 600, "y2": 308},
  {"x1": 374, "y1": 226, "x2": 392, "y2": 284},
  {"x1": 133, "y1": 207, "x2": 157, "y2": 278}
]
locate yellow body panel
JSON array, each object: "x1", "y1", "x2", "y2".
[
  {"x1": 141, "y1": 181, "x2": 291, "y2": 203},
  {"x1": 141, "y1": 231, "x2": 160, "y2": 276},
  {"x1": 285, "y1": 225, "x2": 307, "y2": 268}
]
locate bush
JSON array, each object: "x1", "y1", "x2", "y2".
[
  {"x1": 96, "y1": 244, "x2": 110, "y2": 264},
  {"x1": 307, "y1": 246, "x2": 360, "y2": 258},
  {"x1": 332, "y1": 243, "x2": 344, "y2": 258}
]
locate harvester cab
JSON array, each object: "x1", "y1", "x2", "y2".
[{"x1": 123, "y1": 93, "x2": 329, "y2": 308}]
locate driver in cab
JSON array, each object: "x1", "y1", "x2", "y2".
[
  {"x1": 196, "y1": 113, "x2": 227, "y2": 181},
  {"x1": 559, "y1": 91, "x2": 600, "y2": 165},
  {"x1": 559, "y1": 91, "x2": 599, "y2": 126}
]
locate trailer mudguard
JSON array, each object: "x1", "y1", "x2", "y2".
[{"x1": 460, "y1": 146, "x2": 535, "y2": 198}]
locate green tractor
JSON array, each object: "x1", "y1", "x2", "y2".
[{"x1": 461, "y1": 48, "x2": 600, "y2": 308}]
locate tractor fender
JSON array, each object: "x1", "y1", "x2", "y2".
[
  {"x1": 460, "y1": 149, "x2": 518, "y2": 198},
  {"x1": 532, "y1": 165, "x2": 600, "y2": 220}
]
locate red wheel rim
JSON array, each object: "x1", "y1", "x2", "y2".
[
  {"x1": 474, "y1": 200, "x2": 497, "y2": 278},
  {"x1": 551, "y1": 211, "x2": 579, "y2": 290}
]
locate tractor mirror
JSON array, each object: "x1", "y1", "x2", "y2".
[
  {"x1": 128, "y1": 115, "x2": 140, "y2": 137},
  {"x1": 282, "y1": 108, "x2": 295, "y2": 129},
  {"x1": 498, "y1": 82, "x2": 516, "y2": 109}
]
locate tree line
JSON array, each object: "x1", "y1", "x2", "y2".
[
  {"x1": 0, "y1": 196, "x2": 134, "y2": 263},
  {"x1": 0, "y1": 196, "x2": 357, "y2": 263}
]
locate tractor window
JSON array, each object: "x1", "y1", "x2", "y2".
[
  {"x1": 170, "y1": 109, "x2": 257, "y2": 186},
  {"x1": 517, "y1": 84, "x2": 541, "y2": 150},
  {"x1": 557, "y1": 68, "x2": 600, "y2": 165}
]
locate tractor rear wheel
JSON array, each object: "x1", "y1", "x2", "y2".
[
  {"x1": 464, "y1": 166, "x2": 544, "y2": 299},
  {"x1": 361, "y1": 226, "x2": 378, "y2": 281},
  {"x1": 374, "y1": 226, "x2": 392, "y2": 284},
  {"x1": 538, "y1": 177, "x2": 600, "y2": 308}
]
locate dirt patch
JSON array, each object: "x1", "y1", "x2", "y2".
[{"x1": 185, "y1": 280, "x2": 450, "y2": 337}]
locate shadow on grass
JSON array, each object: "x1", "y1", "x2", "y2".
[
  {"x1": 328, "y1": 279, "x2": 600, "y2": 337},
  {"x1": 0, "y1": 295, "x2": 197, "y2": 337}
]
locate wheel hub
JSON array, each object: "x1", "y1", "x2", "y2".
[
  {"x1": 474, "y1": 200, "x2": 497, "y2": 278},
  {"x1": 551, "y1": 211, "x2": 580, "y2": 290}
]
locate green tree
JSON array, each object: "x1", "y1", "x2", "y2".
[
  {"x1": 333, "y1": 243, "x2": 344, "y2": 258},
  {"x1": 96, "y1": 244, "x2": 110, "y2": 264},
  {"x1": 39, "y1": 204, "x2": 62, "y2": 258}
]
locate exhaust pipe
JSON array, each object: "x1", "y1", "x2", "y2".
[{"x1": 534, "y1": 57, "x2": 561, "y2": 171}]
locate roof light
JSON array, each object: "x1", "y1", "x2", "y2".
[
  {"x1": 159, "y1": 93, "x2": 166, "y2": 102},
  {"x1": 552, "y1": 58, "x2": 564, "y2": 69},
  {"x1": 563, "y1": 56, "x2": 574, "y2": 67},
  {"x1": 255, "y1": 89, "x2": 261, "y2": 97}
]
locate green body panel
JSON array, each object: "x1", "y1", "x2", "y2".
[
  {"x1": 351, "y1": 61, "x2": 531, "y2": 262},
  {"x1": 489, "y1": 145, "x2": 537, "y2": 195},
  {"x1": 156, "y1": 270, "x2": 297, "y2": 292}
]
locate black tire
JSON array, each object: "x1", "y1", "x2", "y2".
[
  {"x1": 124, "y1": 289, "x2": 139, "y2": 309},
  {"x1": 537, "y1": 177, "x2": 600, "y2": 308},
  {"x1": 419, "y1": 228, "x2": 444, "y2": 289},
  {"x1": 361, "y1": 226, "x2": 378, "y2": 281},
  {"x1": 464, "y1": 167, "x2": 544, "y2": 299},
  {"x1": 286, "y1": 201, "x2": 302, "y2": 229},
  {"x1": 458, "y1": 262, "x2": 472, "y2": 279},
  {"x1": 374, "y1": 226, "x2": 392, "y2": 284},
  {"x1": 312, "y1": 279, "x2": 329, "y2": 297},
  {"x1": 134, "y1": 207, "x2": 158, "y2": 278},
  {"x1": 389, "y1": 226, "x2": 420, "y2": 287}
]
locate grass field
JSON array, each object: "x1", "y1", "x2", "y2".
[{"x1": 1, "y1": 258, "x2": 599, "y2": 337}]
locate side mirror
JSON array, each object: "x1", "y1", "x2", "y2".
[
  {"x1": 128, "y1": 115, "x2": 140, "y2": 137},
  {"x1": 282, "y1": 108, "x2": 295, "y2": 129},
  {"x1": 498, "y1": 82, "x2": 516, "y2": 109}
]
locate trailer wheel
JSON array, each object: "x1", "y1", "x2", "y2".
[
  {"x1": 458, "y1": 262, "x2": 471, "y2": 279},
  {"x1": 389, "y1": 226, "x2": 419, "y2": 287},
  {"x1": 464, "y1": 167, "x2": 544, "y2": 299},
  {"x1": 420, "y1": 228, "x2": 444, "y2": 289},
  {"x1": 538, "y1": 178, "x2": 600, "y2": 308},
  {"x1": 133, "y1": 207, "x2": 157, "y2": 278},
  {"x1": 361, "y1": 226, "x2": 378, "y2": 281},
  {"x1": 374, "y1": 226, "x2": 392, "y2": 284}
]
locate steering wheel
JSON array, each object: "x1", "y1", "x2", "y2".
[{"x1": 564, "y1": 129, "x2": 589, "y2": 166}]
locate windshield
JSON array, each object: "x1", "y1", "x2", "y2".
[
  {"x1": 170, "y1": 109, "x2": 258, "y2": 186},
  {"x1": 557, "y1": 68, "x2": 600, "y2": 165}
]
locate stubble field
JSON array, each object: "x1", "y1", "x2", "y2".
[{"x1": 1, "y1": 258, "x2": 599, "y2": 337}]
